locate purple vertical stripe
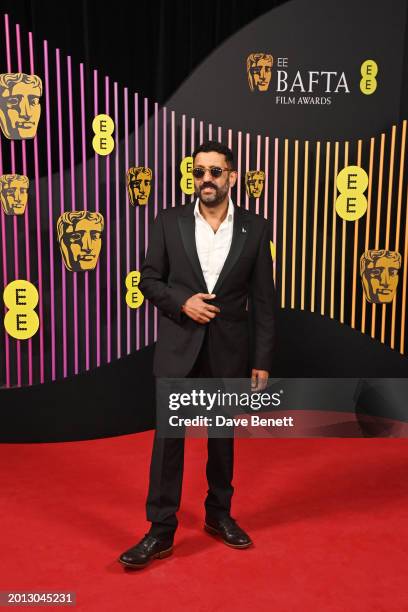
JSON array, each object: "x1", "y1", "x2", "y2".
[
  {"x1": 134, "y1": 93, "x2": 140, "y2": 351},
  {"x1": 105, "y1": 76, "x2": 112, "y2": 363},
  {"x1": 29, "y1": 31, "x2": 45, "y2": 383},
  {"x1": 43, "y1": 40, "x2": 56, "y2": 380},
  {"x1": 114, "y1": 82, "x2": 121, "y2": 359},
  {"x1": 80, "y1": 63, "x2": 90, "y2": 371},
  {"x1": 56, "y1": 48, "x2": 68, "y2": 378},
  {"x1": 94, "y1": 70, "x2": 101, "y2": 367},
  {"x1": 124, "y1": 88, "x2": 130, "y2": 354},
  {"x1": 67, "y1": 56, "x2": 79, "y2": 374}
]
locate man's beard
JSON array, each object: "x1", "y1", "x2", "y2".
[{"x1": 196, "y1": 181, "x2": 229, "y2": 207}]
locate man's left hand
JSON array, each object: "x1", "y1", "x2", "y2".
[{"x1": 251, "y1": 369, "x2": 269, "y2": 391}]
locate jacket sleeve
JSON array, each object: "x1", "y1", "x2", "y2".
[
  {"x1": 139, "y1": 211, "x2": 193, "y2": 323},
  {"x1": 248, "y1": 221, "x2": 276, "y2": 372}
]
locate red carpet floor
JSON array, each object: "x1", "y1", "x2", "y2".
[{"x1": 1, "y1": 433, "x2": 407, "y2": 611}]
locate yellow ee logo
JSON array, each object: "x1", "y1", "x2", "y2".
[
  {"x1": 270, "y1": 240, "x2": 276, "y2": 261},
  {"x1": 3, "y1": 280, "x2": 40, "y2": 340},
  {"x1": 335, "y1": 165, "x2": 368, "y2": 221},
  {"x1": 180, "y1": 156, "x2": 194, "y2": 195},
  {"x1": 125, "y1": 271, "x2": 144, "y2": 309},
  {"x1": 92, "y1": 114, "x2": 115, "y2": 156},
  {"x1": 360, "y1": 60, "x2": 378, "y2": 95}
]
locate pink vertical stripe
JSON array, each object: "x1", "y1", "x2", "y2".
[
  {"x1": 5, "y1": 14, "x2": 21, "y2": 386},
  {"x1": 208, "y1": 123, "x2": 212, "y2": 140},
  {"x1": 163, "y1": 107, "x2": 167, "y2": 210},
  {"x1": 273, "y1": 138, "x2": 279, "y2": 275},
  {"x1": 171, "y1": 111, "x2": 176, "y2": 207},
  {"x1": 134, "y1": 93, "x2": 140, "y2": 351},
  {"x1": 105, "y1": 77, "x2": 112, "y2": 363},
  {"x1": 114, "y1": 82, "x2": 121, "y2": 359},
  {"x1": 227, "y1": 129, "x2": 232, "y2": 150},
  {"x1": 237, "y1": 131, "x2": 242, "y2": 207},
  {"x1": 29, "y1": 31, "x2": 45, "y2": 383},
  {"x1": 0, "y1": 116, "x2": 9, "y2": 387},
  {"x1": 16, "y1": 22, "x2": 33, "y2": 385},
  {"x1": 144, "y1": 97, "x2": 149, "y2": 347},
  {"x1": 43, "y1": 40, "x2": 56, "y2": 380},
  {"x1": 80, "y1": 63, "x2": 90, "y2": 371},
  {"x1": 264, "y1": 137, "x2": 269, "y2": 220},
  {"x1": 190, "y1": 118, "x2": 195, "y2": 203},
  {"x1": 217, "y1": 126, "x2": 222, "y2": 142},
  {"x1": 255, "y1": 134, "x2": 262, "y2": 215},
  {"x1": 181, "y1": 115, "x2": 186, "y2": 206},
  {"x1": 67, "y1": 56, "x2": 79, "y2": 374},
  {"x1": 245, "y1": 133, "x2": 250, "y2": 210},
  {"x1": 56, "y1": 49, "x2": 68, "y2": 377},
  {"x1": 153, "y1": 102, "x2": 159, "y2": 341},
  {"x1": 94, "y1": 70, "x2": 101, "y2": 367},
  {"x1": 124, "y1": 88, "x2": 130, "y2": 354},
  {"x1": 199, "y1": 121, "x2": 204, "y2": 144}
]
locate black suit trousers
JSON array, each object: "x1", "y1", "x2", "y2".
[{"x1": 146, "y1": 327, "x2": 234, "y2": 540}]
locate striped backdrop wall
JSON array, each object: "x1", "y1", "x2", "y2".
[{"x1": 0, "y1": 13, "x2": 407, "y2": 389}]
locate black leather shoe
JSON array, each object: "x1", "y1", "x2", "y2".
[
  {"x1": 204, "y1": 516, "x2": 253, "y2": 548},
  {"x1": 118, "y1": 534, "x2": 174, "y2": 569}
]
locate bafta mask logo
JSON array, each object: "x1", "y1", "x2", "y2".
[
  {"x1": 57, "y1": 211, "x2": 104, "y2": 272},
  {"x1": 360, "y1": 250, "x2": 401, "y2": 304},
  {"x1": 245, "y1": 170, "x2": 265, "y2": 198},
  {"x1": 247, "y1": 54, "x2": 273, "y2": 92},
  {"x1": 127, "y1": 167, "x2": 152, "y2": 206},
  {"x1": 0, "y1": 174, "x2": 29, "y2": 215},
  {"x1": 0, "y1": 73, "x2": 43, "y2": 140}
]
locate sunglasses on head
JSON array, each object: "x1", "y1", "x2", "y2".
[{"x1": 192, "y1": 166, "x2": 232, "y2": 179}]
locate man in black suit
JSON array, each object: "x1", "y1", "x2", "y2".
[{"x1": 119, "y1": 141, "x2": 276, "y2": 569}]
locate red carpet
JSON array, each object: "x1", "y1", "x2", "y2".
[{"x1": 0, "y1": 433, "x2": 407, "y2": 611}]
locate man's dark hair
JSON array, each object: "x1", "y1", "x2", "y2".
[{"x1": 192, "y1": 141, "x2": 234, "y2": 168}]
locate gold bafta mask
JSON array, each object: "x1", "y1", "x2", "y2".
[
  {"x1": 360, "y1": 250, "x2": 401, "y2": 304},
  {"x1": 57, "y1": 211, "x2": 104, "y2": 272},
  {"x1": 0, "y1": 174, "x2": 29, "y2": 215},
  {"x1": 245, "y1": 170, "x2": 265, "y2": 198},
  {"x1": 127, "y1": 167, "x2": 152, "y2": 206},
  {"x1": 247, "y1": 54, "x2": 273, "y2": 92},
  {"x1": 0, "y1": 73, "x2": 43, "y2": 140}
]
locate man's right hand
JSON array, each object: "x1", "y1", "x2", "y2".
[{"x1": 181, "y1": 293, "x2": 220, "y2": 324}]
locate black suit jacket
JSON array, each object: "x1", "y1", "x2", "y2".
[{"x1": 139, "y1": 202, "x2": 276, "y2": 377}]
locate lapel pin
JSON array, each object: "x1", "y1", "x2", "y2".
[{"x1": 242, "y1": 226, "x2": 247, "y2": 233}]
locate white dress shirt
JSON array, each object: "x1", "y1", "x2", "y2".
[{"x1": 194, "y1": 198, "x2": 234, "y2": 293}]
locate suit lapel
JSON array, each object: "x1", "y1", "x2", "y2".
[
  {"x1": 177, "y1": 201, "x2": 250, "y2": 294},
  {"x1": 212, "y1": 204, "x2": 250, "y2": 295},
  {"x1": 178, "y1": 204, "x2": 208, "y2": 290}
]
